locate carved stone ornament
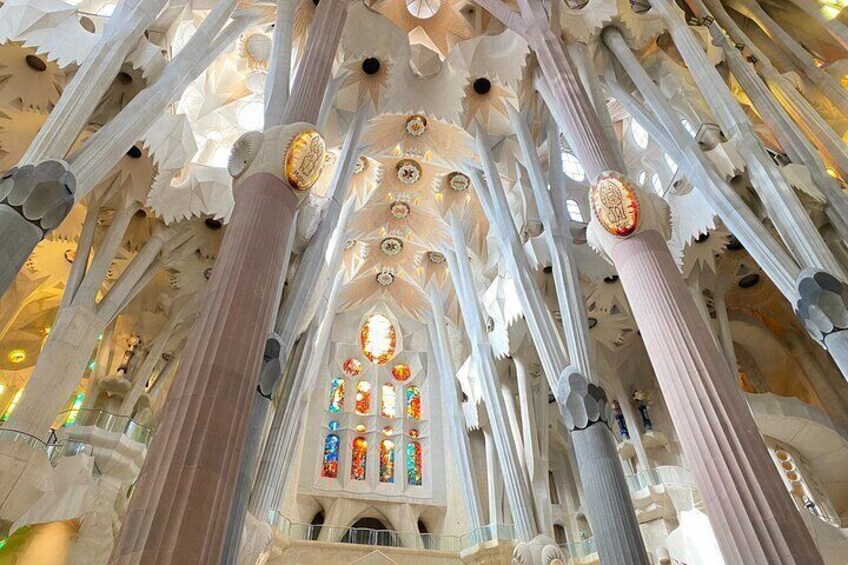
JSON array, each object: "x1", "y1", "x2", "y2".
[
  {"x1": 353, "y1": 156, "x2": 368, "y2": 175},
  {"x1": 389, "y1": 200, "x2": 410, "y2": 219},
  {"x1": 376, "y1": 270, "x2": 395, "y2": 286},
  {"x1": 511, "y1": 535, "x2": 566, "y2": 565},
  {"x1": 0, "y1": 160, "x2": 76, "y2": 234},
  {"x1": 428, "y1": 251, "x2": 445, "y2": 263},
  {"x1": 396, "y1": 159, "x2": 422, "y2": 185},
  {"x1": 795, "y1": 268, "x2": 848, "y2": 344},
  {"x1": 284, "y1": 129, "x2": 327, "y2": 191},
  {"x1": 405, "y1": 114, "x2": 428, "y2": 136},
  {"x1": 590, "y1": 171, "x2": 640, "y2": 237},
  {"x1": 556, "y1": 367, "x2": 609, "y2": 431},
  {"x1": 448, "y1": 171, "x2": 470, "y2": 192},
  {"x1": 380, "y1": 237, "x2": 403, "y2": 256}
]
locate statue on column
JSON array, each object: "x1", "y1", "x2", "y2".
[
  {"x1": 611, "y1": 399, "x2": 630, "y2": 440},
  {"x1": 631, "y1": 389, "x2": 652, "y2": 432}
]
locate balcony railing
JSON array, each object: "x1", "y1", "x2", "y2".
[
  {"x1": 625, "y1": 465, "x2": 697, "y2": 492},
  {"x1": 270, "y1": 511, "x2": 516, "y2": 553},
  {"x1": 58, "y1": 409, "x2": 154, "y2": 446},
  {"x1": 0, "y1": 428, "x2": 95, "y2": 471}
]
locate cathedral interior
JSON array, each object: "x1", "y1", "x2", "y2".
[{"x1": 0, "y1": 0, "x2": 848, "y2": 563}]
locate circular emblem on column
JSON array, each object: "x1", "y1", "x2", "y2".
[
  {"x1": 590, "y1": 172, "x2": 640, "y2": 237},
  {"x1": 284, "y1": 129, "x2": 326, "y2": 191}
]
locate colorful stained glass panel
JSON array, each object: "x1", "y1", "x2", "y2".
[
  {"x1": 343, "y1": 358, "x2": 363, "y2": 377},
  {"x1": 321, "y1": 434, "x2": 340, "y2": 478},
  {"x1": 407, "y1": 441, "x2": 422, "y2": 486},
  {"x1": 392, "y1": 364, "x2": 411, "y2": 381},
  {"x1": 351, "y1": 437, "x2": 367, "y2": 480},
  {"x1": 328, "y1": 378, "x2": 345, "y2": 412},
  {"x1": 406, "y1": 386, "x2": 421, "y2": 420},
  {"x1": 381, "y1": 383, "x2": 396, "y2": 418},
  {"x1": 360, "y1": 314, "x2": 397, "y2": 365},
  {"x1": 355, "y1": 381, "x2": 371, "y2": 415},
  {"x1": 380, "y1": 439, "x2": 395, "y2": 483}
]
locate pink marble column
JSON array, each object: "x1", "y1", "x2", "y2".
[
  {"x1": 109, "y1": 173, "x2": 296, "y2": 564},
  {"x1": 612, "y1": 230, "x2": 822, "y2": 564}
]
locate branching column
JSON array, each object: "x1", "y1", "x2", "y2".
[
  {"x1": 426, "y1": 286, "x2": 485, "y2": 532},
  {"x1": 475, "y1": 0, "x2": 825, "y2": 561},
  {"x1": 474, "y1": 124, "x2": 648, "y2": 563},
  {"x1": 109, "y1": 0, "x2": 348, "y2": 562},
  {"x1": 444, "y1": 215, "x2": 538, "y2": 541}
]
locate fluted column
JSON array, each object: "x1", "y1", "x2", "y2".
[
  {"x1": 608, "y1": 229, "x2": 823, "y2": 564},
  {"x1": 557, "y1": 370, "x2": 648, "y2": 563},
  {"x1": 444, "y1": 216, "x2": 538, "y2": 541},
  {"x1": 426, "y1": 286, "x2": 485, "y2": 531},
  {"x1": 471, "y1": 131, "x2": 648, "y2": 561},
  {"x1": 109, "y1": 1, "x2": 345, "y2": 559},
  {"x1": 476, "y1": 1, "x2": 824, "y2": 561},
  {"x1": 248, "y1": 270, "x2": 344, "y2": 518},
  {"x1": 110, "y1": 171, "x2": 299, "y2": 564},
  {"x1": 223, "y1": 102, "x2": 365, "y2": 557}
]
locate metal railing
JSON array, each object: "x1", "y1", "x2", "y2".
[
  {"x1": 625, "y1": 465, "x2": 697, "y2": 492},
  {"x1": 270, "y1": 512, "x2": 516, "y2": 553},
  {"x1": 0, "y1": 428, "x2": 96, "y2": 473},
  {"x1": 58, "y1": 409, "x2": 154, "y2": 446},
  {"x1": 559, "y1": 537, "x2": 597, "y2": 559}
]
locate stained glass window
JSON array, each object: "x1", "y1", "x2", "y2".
[
  {"x1": 382, "y1": 425, "x2": 393, "y2": 435},
  {"x1": 328, "y1": 420, "x2": 340, "y2": 431},
  {"x1": 355, "y1": 381, "x2": 371, "y2": 415},
  {"x1": 321, "y1": 434, "x2": 340, "y2": 478},
  {"x1": 381, "y1": 383, "x2": 396, "y2": 418},
  {"x1": 392, "y1": 364, "x2": 411, "y2": 381},
  {"x1": 351, "y1": 437, "x2": 368, "y2": 480},
  {"x1": 407, "y1": 441, "x2": 422, "y2": 485},
  {"x1": 328, "y1": 378, "x2": 345, "y2": 413},
  {"x1": 343, "y1": 358, "x2": 363, "y2": 377},
  {"x1": 1, "y1": 389, "x2": 22, "y2": 422},
  {"x1": 64, "y1": 392, "x2": 85, "y2": 426},
  {"x1": 380, "y1": 439, "x2": 395, "y2": 483},
  {"x1": 361, "y1": 314, "x2": 396, "y2": 365},
  {"x1": 406, "y1": 386, "x2": 421, "y2": 420},
  {"x1": 409, "y1": 429, "x2": 419, "y2": 438}
]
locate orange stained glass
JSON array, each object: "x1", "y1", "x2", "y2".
[
  {"x1": 380, "y1": 439, "x2": 395, "y2": 483},
  {"x1": 361, "y1": 314, "x2": 397, "y2": 365},
  {"x1": 343, "y1": 358, "x2": 363, "y2": 377},
  {"x1": 351, "y1": 437, "x2": 367, "y2": 480},
  {"x1": 406, "y1": 386, "x2": 421, "y2": 420},
  {"x1": 355, "y1": 381, "x2": 371, "y2": 415},
  {"x1": 392, "y1": 364, "x2": 411, "y2": 381}
]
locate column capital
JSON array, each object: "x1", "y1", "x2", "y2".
[
  {"x1": 586, "y1": 171, "x2": 670, "y2": 261},
  {"x1": 228, "y1": 123, "x2": 327, "y2": 207},
  {"x1": 556, "y1": 367, "x2": 609, "y2": 431},
  {"x1": 795, "y1": 268, "x2": 848, "y2": 346},
  {"x1": 0, "y1": 160, "x2": 75, "y2": 234}
]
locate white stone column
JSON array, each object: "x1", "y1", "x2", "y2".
[
  {"x1": 426, "y1": 286, "x2": 485, "y2": 532},
  {"x1": 602, "y1": 78, "x2": 800, "y2": 298},
  {"x1": 687, "y1": 0, "x2": 848, "y2": 245},
  {"x1": 472, "y1": 125, "x2": 648, "y2": 563},
  {"x1": 604, "y1": 26, "x2": 843, "y2": 283},
  {"x1": 444, "y1": 217, "x2": 539, "y2": 541}
]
